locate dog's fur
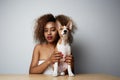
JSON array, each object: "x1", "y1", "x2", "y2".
[{"x1": 53, "y1": 20, "x2": 74, "y2": 76}]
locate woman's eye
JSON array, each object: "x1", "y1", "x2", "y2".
[{"x1": 51, "y1": 28, "x2": 56, "y2": 31}]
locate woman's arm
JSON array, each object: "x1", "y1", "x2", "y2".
[
  {"x1": 29, "y1": 45, "x2": 51, "y2": 74},
  {"x1": 29, "y1": 45, "x2": 62, "y2": 74}
]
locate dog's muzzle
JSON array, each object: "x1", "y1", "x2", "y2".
[{"x1": 63, "y1": 30, "x2": 67, "y2": 34}]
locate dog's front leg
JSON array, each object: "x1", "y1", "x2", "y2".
[
  {"x1": 53, "y1": 62, "x2": 58, "y2": 76},
  {"x1": 67, "y1": 64, "x2": 74, "y2": 76}
]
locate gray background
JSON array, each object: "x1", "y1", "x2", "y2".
[{"x1": 0, "y1": 0, "x2": 120, "y2": 76}]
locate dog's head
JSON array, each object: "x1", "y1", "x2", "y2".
[{"x1": 56, "y1": 20, "x2": 72, "y2": 38}]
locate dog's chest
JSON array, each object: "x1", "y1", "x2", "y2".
[{"x1": 57, "y1": 43, "x2": 71, "y2": 55}]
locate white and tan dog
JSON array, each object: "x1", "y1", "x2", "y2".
[{"x1": 53, "y1": 20, "x2": 74, "y2": 76}]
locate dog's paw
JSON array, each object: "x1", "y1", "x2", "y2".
[
  {"x1": 53, "y1": 72, "x2": 58, "y2": 77},
  {"x1": 60, "y1": 72, "x2": 65, "y2": 76},
  {"x1": 69, "y1": 73, "x2": 74, "y2": 76}
]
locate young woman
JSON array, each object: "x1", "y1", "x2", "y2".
[{"x1": 29, "y1": 14, "x2": 74, "y2": 75}]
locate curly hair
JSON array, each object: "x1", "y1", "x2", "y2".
[
  {"x1": 55, "y1": 15, "x2": 76, "y2": 44},
  {"x1": 34, "y1": 14, "x2": 56, "y2": 43}
]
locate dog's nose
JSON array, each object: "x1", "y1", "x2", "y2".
[{"x1": 64, "y1": 30, "x2": 67, "y2": 33}]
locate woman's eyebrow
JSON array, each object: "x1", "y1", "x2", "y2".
[
  {"x1": 44, "y1": 27, "x2": 56, "y2": 30},
  {"x1": 51, "y1": 26, "x2": 56, "y2": 29}
]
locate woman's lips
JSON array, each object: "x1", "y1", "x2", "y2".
[{"x1": 47, "y1": 36, "x2": 53, "y2": 40}]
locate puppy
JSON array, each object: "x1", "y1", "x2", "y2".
[{"x1": 53, "y1": 20, "x2": 74, "y2": 76}]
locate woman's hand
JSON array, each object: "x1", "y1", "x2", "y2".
[
  {"x1": 65, "y1": 55, "x2": 73, "y2": 65},
  {"x1": 48, "y1": 51, "x2": 62, "y2": 64}
]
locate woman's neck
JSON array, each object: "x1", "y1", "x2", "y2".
[{"x1": 47, "y1": 42, "x2": 56, "y2": 48}]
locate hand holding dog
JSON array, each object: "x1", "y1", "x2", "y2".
[
  {"x1": 48, "y1": 51, "x2": 62, "y2": 64},
  {"x1": 48, "y1": 51, "x2": 73, "y2": 65},
  {"x1": 65, "y1": 55, "x2": 73, "y2": 65}
]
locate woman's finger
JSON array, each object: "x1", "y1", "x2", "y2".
[{"x1": 66, "y1": 55, "x2": 72, "y2": 60}]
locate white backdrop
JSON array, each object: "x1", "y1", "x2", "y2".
[{"x1": 0, "y1": 0, "x2": 120, "y2": 76}]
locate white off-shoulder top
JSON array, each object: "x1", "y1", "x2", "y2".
[{"x1": 38, "y1": 60, "x2": 53, "y2": 75}]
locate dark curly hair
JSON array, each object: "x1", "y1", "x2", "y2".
[
  {"x1": 55, "y1": 15, "x2": 76, "y2": 44},
  {"x1": 34, "y1": 14, "x2": 58, "y2": 44}
]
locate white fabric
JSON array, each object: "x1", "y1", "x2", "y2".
[{"x1": 38, "y1": 60, "x2": 53, "y2": 75}]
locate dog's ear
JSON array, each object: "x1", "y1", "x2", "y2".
[
  {"x1": 67, "y1": 20, "x2": 72, "y2": 30},
  {"x1": 56, "y1": 20, "x2": 61, "y2": 30}
]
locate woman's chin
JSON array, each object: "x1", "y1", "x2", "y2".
[{"x1": 47, "y1": 40, "x2": 54, "y2": 43}]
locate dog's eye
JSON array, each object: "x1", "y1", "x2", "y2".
[
  {"x1": 60, "y1": 28, "x2": 63, "y2": 30},
  {"x1": 67, "y1": 28, "x2": 69, "y2": 30}
]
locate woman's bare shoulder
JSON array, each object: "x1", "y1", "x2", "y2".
[
  {"x1": 33, "y1": 43, "x2": 46, "y2": 56},
  {"x1": 34, "y1": 43, "x2": 46, "y2": 50},
  {"x1": 32, "y1": 44, "x2": 43, "y2": 56},
  {"x1": 34, "y1": 44, "x2": 41, "y2": 49}
]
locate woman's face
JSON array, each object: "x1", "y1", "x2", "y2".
[{"x1": 44, "y1": 22, "x2": 58, "y2": 43}]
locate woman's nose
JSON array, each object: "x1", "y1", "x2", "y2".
[{"x1": 48, "y1": 30, "x2": 51, "y2": 35}]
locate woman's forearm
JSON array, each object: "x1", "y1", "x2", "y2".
[{"x1": 29, "y1": 60, "x2": 51, "y2": 74}]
